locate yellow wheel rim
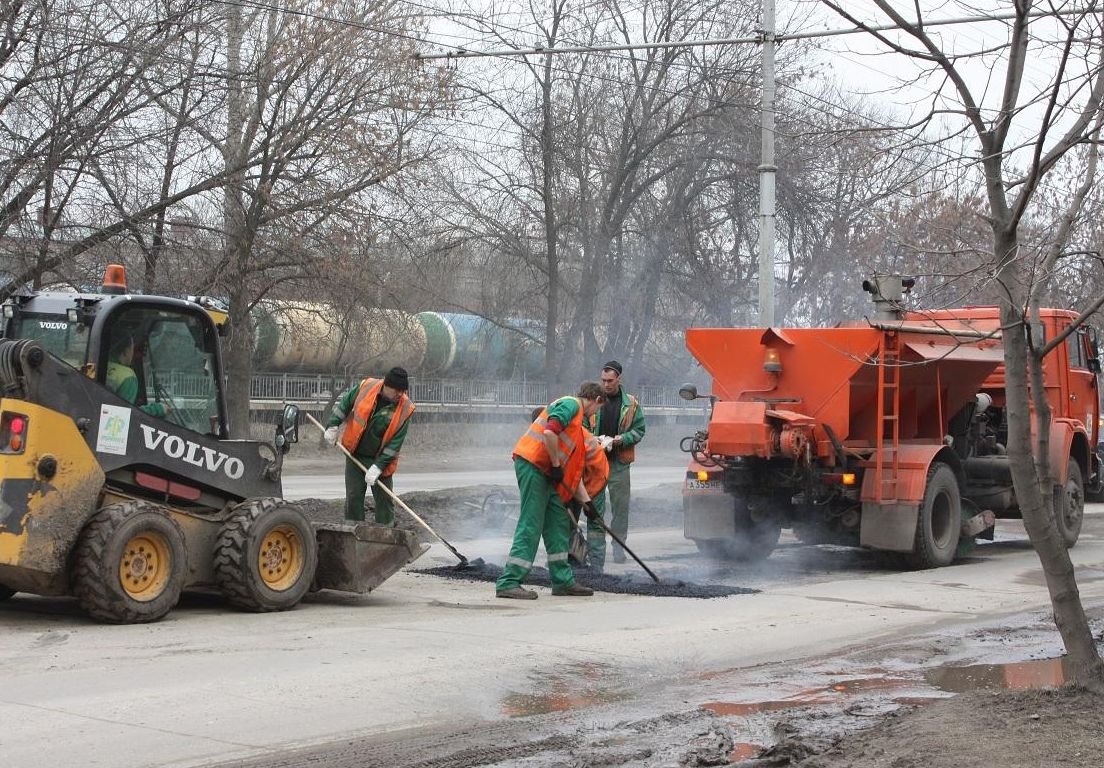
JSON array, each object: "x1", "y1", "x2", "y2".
[
  {"x1": 119, "y1": 533, "x2": 172, "y2": 601},
  {"x1": 258, "y1": 524, "x2": 304, "y2": 591}
]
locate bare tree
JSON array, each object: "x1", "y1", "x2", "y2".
[
  {"x1": 204, "y1": 0, "x2": 450, "y2": 430},
  {"x1": 823, "y1": 0, "x2": 1104, "y2": 689}
]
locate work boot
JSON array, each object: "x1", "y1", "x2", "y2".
[
  {"x1": 551, "y1": 583, "x2": 594, "y2": 596},
  {"x1": 612, "y1": 549, "x2": 626, "y2": 564},
  {"x1": 496, "y1": 586, "x2": 538, "y2": 600}
]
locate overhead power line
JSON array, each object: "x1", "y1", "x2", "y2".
[{"x1": 415, "y1": 6, "x2": 1099, "y2": 61}]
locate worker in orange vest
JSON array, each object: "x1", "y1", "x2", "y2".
[
  {"x1": 566, "y1": 429, "x2": 611, "y2": 568},
  {"x1": 324, "y1": 366, "x2": 415, "y2": 525},
  {"x1": 496, "y1": 382, "x2": 605, "y2": 599}
]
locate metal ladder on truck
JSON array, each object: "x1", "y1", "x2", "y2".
[{"x1": 874, "y1": 330, "x2": 901, "y2": 503}]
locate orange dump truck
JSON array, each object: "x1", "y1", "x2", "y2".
[{"x1": 680, "y1": 275, "x2": 1100, "y2": 568}]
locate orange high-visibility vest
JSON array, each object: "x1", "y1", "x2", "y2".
[
  {"x1": 586, "y1": 394, "x2": 639, "y2": 464},
  {"x1": 513, "y1": 398, "x2": 585, "y2": 502},
  {"x1": 340, "y1": 378, "x2": 415, "y2": 477},
  {"x1": 582, "y1": 430, "x2": 610, "y2": 498}
]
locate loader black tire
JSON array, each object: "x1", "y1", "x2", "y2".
[
  {"x1": 906, "y1": 462, "x2": 961, "y2": 570},
  {"x1": 1057, "y1": 459, "x2": 1084, "y2": 548},
  {"x1": 214, "y1": 498, "x2": 318, "y2": 612},
  {"x1": 72, "y1": 501, "x2": 186, "y2": 624}
]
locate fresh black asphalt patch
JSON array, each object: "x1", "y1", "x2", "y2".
[{"x1": 414, "y1": 562, "x2": 759, "y2": 598}]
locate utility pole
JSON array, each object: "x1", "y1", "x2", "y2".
[{"x1": 758, "y1": 0, "x2": 777, "y2": 327}]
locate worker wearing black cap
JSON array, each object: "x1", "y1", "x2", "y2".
[
  {"x1": 324, "y1": 366, "x2": 415, "y2": 525},
  {"x1": 584, "y1": 360, "x2": 646, "y2": 568}
]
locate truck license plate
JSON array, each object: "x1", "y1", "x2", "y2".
[{"x1": 686, "y1": 478, "x2": 722, "y2": 490}]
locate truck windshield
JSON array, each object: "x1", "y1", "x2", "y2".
[{"x1": 10, "y1": 314, "x2": 87, "y2": 367}]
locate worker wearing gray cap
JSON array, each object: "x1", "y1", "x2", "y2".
[
  {"x1": 585, "y1": 360, "x2": 646, "y2": 568},
  {"x1": 324, "y1": 366, "x2": 415, "y2": 525}
]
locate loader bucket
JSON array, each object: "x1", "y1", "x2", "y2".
[{"x1": 312, "y1": 522, "x2": 428, "y2": 593}]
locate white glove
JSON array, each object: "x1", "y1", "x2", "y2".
[
  {"x1": 364, "y1": 464, "x2": 382, "y2": 486},
  {"x1": 323, "y1": 426, "x2": 339, "y2": 445},
  {"x1": 598, "y1": 435, "x2": 615, "y2": 452}
]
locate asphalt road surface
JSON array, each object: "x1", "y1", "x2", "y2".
[{"x1": 2, "y1": 507, "x2": 1103, "y2": 767}]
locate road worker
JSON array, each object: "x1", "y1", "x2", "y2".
[
  {"x1": 567, "y1": 429, "x2": 611, "y2": 569},
  {"x1": 585, "y1": 360, "x2": 646, "y2": 569},
  {"x1": 106, "y1": 332, "x2": 170, "y2": 418},
  {"x1": 496, "y1": 382, "x2": 605, "y2": 599},
  {"x1": 324, "y1": 366, "x2": 415, "y2": 525}
]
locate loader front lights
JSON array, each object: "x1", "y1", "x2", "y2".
[
  {"x1": 696, "y1": 470, "x2": 710, "y2": 482},
  {"x1": 841, "y1": 473, "x2": 857, "y2": 486},
  {"x1": 763, "y1": 347, "x2": 782, "y2": 373}
]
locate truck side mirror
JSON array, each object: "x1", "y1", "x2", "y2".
[
  {"x1": 274, "y1": 403, "x2": 300, "y2": 454},
  {"x1": 679, "y1": 383, "x2": 699, "y2": 401}
]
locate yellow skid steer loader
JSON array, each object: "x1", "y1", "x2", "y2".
[{"x1": 0, "y1": 266, "x2": 424, "y2": 623}]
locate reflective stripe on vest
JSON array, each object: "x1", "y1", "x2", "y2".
[
  {"x1": 339, "y1": 378, "x2": 415, "y2": 477},
  {"x1": 513, "y1": 398, "x2": 585, "y2": 502}
]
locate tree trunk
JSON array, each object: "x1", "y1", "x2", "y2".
[{"x1": 995, "y1": 228, "x2": 1104, "y2": 691}]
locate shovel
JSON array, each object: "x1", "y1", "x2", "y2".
[
  {"x1": 583, "y1": 505, "x2": 660, "y2": 583},
  {"x1": 305, "y1": 413, "x2": 481, "y2": 569}
]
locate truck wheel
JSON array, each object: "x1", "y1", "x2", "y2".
[
  {"x1": 1057, "y1": 460, "x2": 1084, "y2": 548},
  {"x1": 907, "y1": 463, "x2": 961, "y2": 569},
  {"x1": 72, "y1": 502, "x2": 186, "y2": 623},
  {"x1": 214, "y1": 498, "x2": 318, "y2": 612}
]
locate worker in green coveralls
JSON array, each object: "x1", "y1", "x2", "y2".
[
  {"x1": 495, "y1": 381, "x2": 605, "y2": 600},
  {"x1": 324, "y1": 367, "x2": 415, "y2": 525},
  {"x1": 105, "y1": 333, "x2": 169, "y2": 418},
  {"x1": 584, "y1": 360, "x2": 646, "y2": 570}
]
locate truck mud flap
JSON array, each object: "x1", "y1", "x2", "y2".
[{"x1": 312, "y1": 522, "x2": 429, "y2": 594}]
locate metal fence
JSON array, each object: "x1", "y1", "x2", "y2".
[{"x1": 250, "y1": 371, "x2": 694, "y2": 409}]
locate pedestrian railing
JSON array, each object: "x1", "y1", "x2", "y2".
[{"x1": 249, "y1": 372, "x2": 698, "y2": 410}]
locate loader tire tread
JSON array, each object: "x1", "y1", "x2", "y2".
[
  {"x1": 71, "y1": 501, "x2": 186, "y2": 624},
  {"x1": 214, "y1": 497, "x2": 318, "y2": 612}
]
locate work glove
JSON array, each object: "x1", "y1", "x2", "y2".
[
  {"x1": 597, "y1": 435, "x2": 614, "y2": 452},
  {"x1": 547, "y1": 465, "x2": 564, "y2": 483},
  {"x1": 364, "y1": 464, "x2": 382, "y2": 486},
  {"x1": 582, "y1": 501, "x2": 600, "y2": 522},
  {"x1": 323, "y1": 426, "x2": 339, "y2": 445}
]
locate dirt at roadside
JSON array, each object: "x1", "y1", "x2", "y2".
[{"x1": 789, "y1": 686, "x2": 1104, "y2": 768}]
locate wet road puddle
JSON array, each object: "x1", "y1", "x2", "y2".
[
  {"x1": 729, "y1": 742, "x2": 763, "y2": 761},
  {"x1": 925, "y1": 657, "x2": 1070, "y2": 692},
  {"x1": 702, "y1": 674, "x2": 918, "y2": 717},
  {"x1": 501, "y1": 661, "x2": 629, "y2": 716},
  {"x1": 702, "y1": 657, "x2": 1072, "y2": 728}
]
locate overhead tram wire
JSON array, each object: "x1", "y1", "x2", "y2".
[{"x1": 414, "y1": 6, "x2": 1099, "y2": 60}]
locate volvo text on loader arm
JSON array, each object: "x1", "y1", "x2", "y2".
[{"x1": 0, "y1": 265, "x2": 425, "y2": 622}]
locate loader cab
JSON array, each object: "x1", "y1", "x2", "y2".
[
  {"x1": 90, "y1": 300, "x2": 229, "y2": 438},
  {"x1": 2, "y1": 286, "x2": 230, "y2": 439}
]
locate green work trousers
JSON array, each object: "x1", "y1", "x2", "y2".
[
  {"x1": 495, "y1": 457, "x2": 576, "y2": 591},
  {"x1": 587, "y1": 459, "x2": 631, "y2": 567},
  {"x1": 344, "y1": 456, "x2": 395, "y2": 525}
]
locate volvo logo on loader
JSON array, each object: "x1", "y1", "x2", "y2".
[{"x1": 140, "y1": 424, "x2": 245, "y2": 479}]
